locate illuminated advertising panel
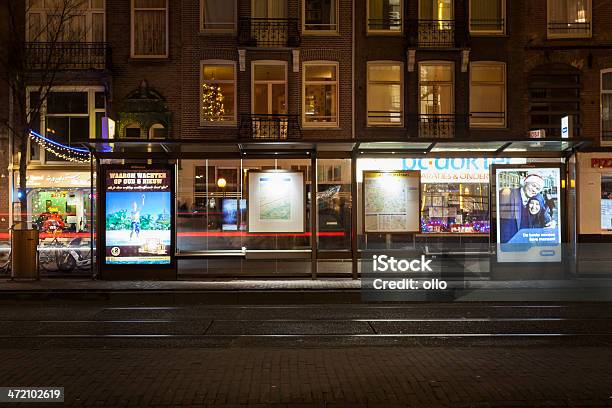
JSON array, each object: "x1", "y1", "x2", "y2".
[
  {"x1": 104, "y1": 167, "x2": 173, "y2": 265},
  {"x1": 495, "y1": 166, "x2": 562, "y2": 262},
  {"x1": 601, "y1": 176, "x2": 612, "y2": 231}
]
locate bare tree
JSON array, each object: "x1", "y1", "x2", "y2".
[{"x1": 0, "y1": 0, "x2": 90, "y2": 224}]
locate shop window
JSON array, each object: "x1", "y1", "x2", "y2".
[
  {"x1": 201, "y1": 0, "x2": 236, "y2": 32},
  {"x1": 367, "y1": 0, "x2": 402, "y2": 33},
  {"x1": 470, "y1": 62, "x2": 506, "y2": 128},
  {"x1": 317, "y1": 159, "x2": 351, "y2": 250},
  {"x1": 547, "y1": 0, "x2": 591, "y2": 38},
  {"x1": 469, "y1": 0, "x2": 504, "y2": 34},
  {"x1": 131, "y1": 0, "x2": 168, "y2": 58},
  {"x1": 200, "y1": 61, "x2": 236, "y2": 125},
  {"x1": 529, "y1": 63, "x2": 580, "y2": 138},
  {"x1": 303, "y1": 62, "x2": 338, "y2": 127},
  {"x1": 602, "y1": 70, "x2": 612, "y2": 142},
  {"x1": 27, "y1": 0, "x2": 105, "y2": 42},
  {"x1": 367, "y1": 62, "x2": 403, "y2": 126},
  {"x1": 304, "y1": 0, "x2": 337, "y2": 32},
  {"x1": 28, "y1": 88, "x2": 105, "y2": 163}
]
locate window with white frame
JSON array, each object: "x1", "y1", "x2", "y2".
[
  {"x1": 419, "y1": 62, "x2": 453, "y2": 116},
  {"x1": 252, "y1": 62, "x2": 287, "y2": 115},
  {"x1": 27, "y1": 0, "x2": 105, "y2": 42},
  {"x1": 469, "y1": 0, "x2": 504, "y2": 34},
  {"x1": 304, "y1": 0, "x2": 337, "y2": 32},
  {"x1": 28, "y1": 87, "x2": 105, "y2": 163},
  {"x1": 470, "y1": 62, "x2": 506, "y2": 128},
  {"x1": 200, "y1": 61, "x2": 236, "y2": 125},
  {"x1": 367, "y1": 0, "x2": 402, "y2": 33},
  {"x1": 602, "y1": 70, "x2": 612, "y2": 142},
  {"x1": 201, "y1": 0, "x2": 235, "y2": 32},
  {"x1": 303, "y1": 63, "x2": 338, "y2": 127},
  {"x1": 367, "y1": 62, "x2": 403, "y2": 126},
  {"x1": 547, "y1": 0, "x2": 591, "y2": 38},
  {"x1": 131, "y1": 0, "x2": 168, "y2": 58}
]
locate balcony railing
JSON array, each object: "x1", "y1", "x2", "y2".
[
  {"x1": 239, "y1": 114, "x2": 301, "y2": 140},
  {"x1": 367, "y1": 18, "x2": 402, "y2": 32},
  {"x1": 25, "y1": 42, "x2": 110, "y2": 70},
  {"x1": 407, "y1": 20, "x2": 466, "y2": 48},
  {"x1": 547, "y1": 21, "x2": 591, "y2": 37},
  {"x1": 410, "y1": 114, "x2": 468, "y2": 138},
  {"x1": 469, "y1": 112, "x2": 506, "y2": 128},
  {"x1": 238, "y1": 18, "x2": 300, "y2": 47}
]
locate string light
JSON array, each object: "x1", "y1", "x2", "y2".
[
  {"x1": 201, "y1": 83, "x2": 226, "y2": 122},
  {"x1": 29, "y1": 129, "x2": 91, "y2": 163}
]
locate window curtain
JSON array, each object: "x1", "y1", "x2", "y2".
[
  {"x1": 253, "y1": 0, "x2": 286, "y2": 18},
  {"x1": 550, "y1": 0, "x2": 586, "y2": 22},
  {"x1": 204, "y1": 0, "x2": 234, "y2": 28},
  {"x1": 134, "y1": 8, "x2": 166, "y2": 55},
  {"x1": 472, "y1": 0, "x2": 500, "y2": 23}
]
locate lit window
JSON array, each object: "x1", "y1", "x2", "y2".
[
  {"x1": 469, "y1": 0, "x2": 504, "y2": 34},
  {"x1": 304, "y1": 0, "x2": 337, "y2": 32},
  {"x1": 131, "y1": 0, "x2": 168, "y2": 58},
  {"x1": 602, "y1": 70, "x2": 612, "y2": 142},
  {"x1": 200, "y1": 61, "x2": 236, "y2": 125},
  {"x1": 303, "y1": 63, "x2": 338, "y2": 127},
  {"x1": 367, "y1": 62, "x2": 403, "y2": 126},
  {"x1": 419, "y1": 62, "x2": 454, "y2": 137},
  {"x1": 470, "y1": 62, "x2": 506, "y2": 128},
  {"x1": 547, "y1": 0, "x2": 591, "y2": 38},
  {"x1": 201, "y1": 0, "x2": 236, "y2": 32},
  {"x1": 367, "y1": 0, "x2": 402, "y2": 33},
  {"x1": 252, "y1": 62, "x2": 287, "y2": 115}
]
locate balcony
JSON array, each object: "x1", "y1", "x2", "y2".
[
  {"x1": 407, "y1": 20, "x2": 467, "y2": 48},
  {"x1": 25, "y1": 42, "x2": 110, "y2": 70},
  {"x1": 410, "y1": 114, "x2": 468, "y2": 138},
  {"x1": 547, "y1": 21, "x2": 591, "y2": 38},
  {"x1": 239, "y1": 114, "x2": 301, "y2": 140},
  {"x1": 238, "y1": 18, "x2": 300, "y2": 48},
  {"x1": 367, "y1": 17, "x2": 402, "y2": 32}
]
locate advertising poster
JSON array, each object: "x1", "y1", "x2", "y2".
[
  {"x1": 248, "y1": 171, "x2": 304, "y2": 233},
  {"x1": 495, "y1": 167, "x2": 562, "y2": 262},
  {"x1": 222, "y1": 199, "x2": 247, "y2": 231},
  {"x1": 104, "y1": 168, "x2": 172, "y2": 265},
  {"x1": 601, "y1": 176, "x2": 612, "y2": 231},
  {"x1": 363, "y1": 170, "x2": 420, "y2": 233}
]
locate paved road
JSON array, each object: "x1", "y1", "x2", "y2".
[{"x1": 1, "y1": 302, "x2": 612, "y2": 407}]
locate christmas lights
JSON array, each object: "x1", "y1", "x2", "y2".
[
  {"x1": 29, "y1": 130, "x2": 91, "y2": 163},
  {"x1": 201, "y1": 83, "x2": 226, "y2": 122}
]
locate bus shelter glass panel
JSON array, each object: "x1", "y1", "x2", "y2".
[{"x1": 317, "y1": 158, "x2": 351, "y2": 251}]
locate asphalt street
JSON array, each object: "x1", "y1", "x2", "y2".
[{"x1": 1, "y1": 302, "x2": 612, "y2": 407}]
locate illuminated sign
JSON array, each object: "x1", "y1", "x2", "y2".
[{"x1": 103, "y1": 168, "x2": 173, "y2": 265}]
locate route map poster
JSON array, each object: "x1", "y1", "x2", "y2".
[
  {"x1": 104, "y1": 168, "x2": 172, "y2": 265},
  {"x1": 363, "y1": 170, "x2": 420, "y2": 233},
  {"x1": 495, "y1": 166, "x2": 561, "y2": 263},
  {"x1": 248, "y1": 171, "x2": 304, "y2": 233}
]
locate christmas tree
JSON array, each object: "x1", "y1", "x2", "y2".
[{"x1": 201, "y1": 84, "x2": 226, "y2": 121}]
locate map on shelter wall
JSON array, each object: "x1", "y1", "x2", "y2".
[
  {"x1": 258, "y1": 176, "x2": 292, "y2": 221},
  {"x1": 363, "y1": 171, "x2": 419, "y2": 232}
]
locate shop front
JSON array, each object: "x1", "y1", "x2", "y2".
[{"x1": 86, "y1": 138, "x2": 586, "y2": 280}]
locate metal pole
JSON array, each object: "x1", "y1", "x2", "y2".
[
  {"x1": 310, "y1": 151, "x2": 317, "y2": 279},
  {"x1": 351, "y1": 151, "x2": 358, "y2": 279},
  {"x1": 89, "y1": 148, "x2": 95, "y2": 280}
]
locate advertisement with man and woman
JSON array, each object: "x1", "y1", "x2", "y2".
[{"x1": 496, "y1": 167, "x2": 562, "y2": 262}]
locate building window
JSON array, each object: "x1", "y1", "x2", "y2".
[
  {"x1": 602, "y1": 70, "x2": 612, "y2": 142},
  {"x1": 252, "y1": 62, "x2": 287, "y2": 115},
  {"x1": 367, "y1": 0, "x2": 402, "y2": 33},
  {"x1": 529, "y1": 63, "x2": 580, "y2": 138},
  {"x1": 469, "y1": 0, "x2": 504, "y2": 34},
  {"x1": 367, "y1": 62, "x2": 403, "y2": 126},
  {"x1": 27, "y1": 0, "x2": 105, "y2": 42},
  {"x1": 304, "y1": 0, "x2": 337, "y2": 32},
  {"x1": 149, "y1": 123, "x2": 168, "y2": 138},
  {"x1": 470, "y1": 62, "x2": 506, "y2": 128},
  {"x1": 547, "y1": 0, "x2": 591, "y2": 38},
  {"x1": 253, "y1": 0, "x2": 287, "y2": 18},
  {"x1": 419, "y1": 62, "x2": 454, "y2": 137},
  {"x1": 131, "y1": 0, "x2": 168, "y2": 58},
  {"x1": 28, "y1": 87, "x2": 105, "y2": 163},
  {"x1": 124, "y1": 123, "x2": 142, "y2": 138},
  {"x1": 201, "y1": 0, "x2": 235, "y2": 32},
  {"x1": 303, "y1": 62, "x2": 338, "y2": 127},
  {"x1": 201, "y1": 61, "x2": 236, "y2": 125}
]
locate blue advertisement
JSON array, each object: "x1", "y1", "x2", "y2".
[
  {"x1": 105, "y1": 169, "x2": 172, "y2": 265},
  {"x1": 496, "y1": 167, "x2": 562, "y2": 262}
]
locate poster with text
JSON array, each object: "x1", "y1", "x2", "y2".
[
  {"x1": 248, "y1": 171, "x2": 304, "y2": 233},
  {"x1": 496, "y1": 167, "x2": 561, "y2": 262},
  {"x1": 105, "y1": 169, "x2": 172, "y2": 265},
  {"x1": 601, "y1": 176, "x2": 612, "y2": 231},
  {"x1": 363, "y1": 170, "x2": 420, "y2": 233}
]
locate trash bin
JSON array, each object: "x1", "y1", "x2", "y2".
[{"x1": 11, "y1": 224, "x2": 39, "y2": 280}]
